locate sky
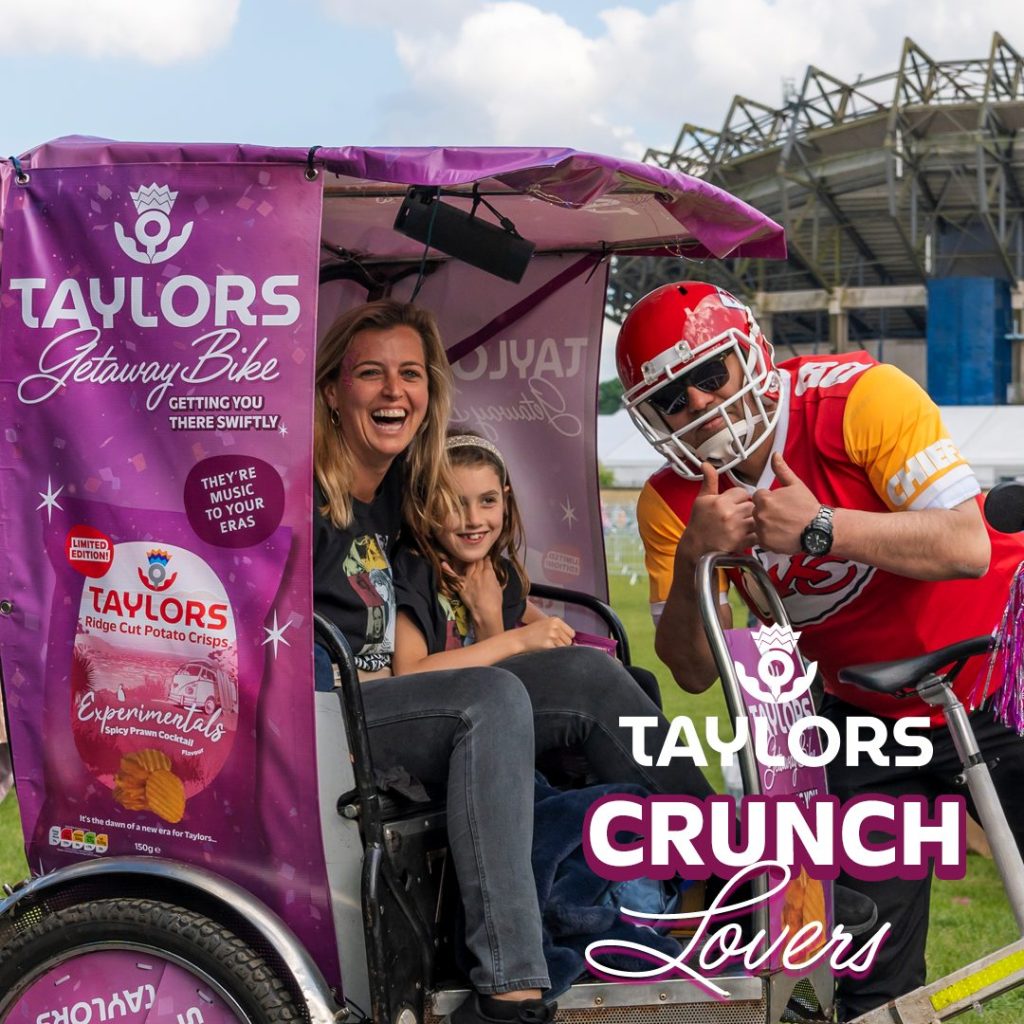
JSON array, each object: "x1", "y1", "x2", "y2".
[
  {"x1": 4, "y1": 0, "x2": 1024, "y2": 378},
  {"x1": 6, "y1": 0, "x2": 1024, "y2": 163}
]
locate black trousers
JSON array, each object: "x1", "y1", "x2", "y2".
[{"x1": 821, "y1": 693, "x2": 1024, "y2": 1020}]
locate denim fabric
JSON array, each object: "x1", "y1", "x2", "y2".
[
  {"x1": 315, "y1": 644, "x2": 712, "y2": 994},
  {"x1": 314, "y1": 643, "x2": 334, "y2": 692},
  {"x1": 500, "y1": 646, "x2": 713, "y2": 799}
]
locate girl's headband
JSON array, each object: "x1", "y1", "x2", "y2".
[{"x1": 445, "y1": 434, "x2": 506, "y2": 472}]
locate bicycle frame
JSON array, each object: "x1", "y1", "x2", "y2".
[
  {"x1": 840, "y1": 638, "x2": 1024, "y2": 1024},
  {"x1": 696, "y1": 552, "x2": 835, "y2": 1020}
]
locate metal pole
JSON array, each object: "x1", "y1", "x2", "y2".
[{"x1": 924, "y1": 681, "x2": 1024, "y2": 935}]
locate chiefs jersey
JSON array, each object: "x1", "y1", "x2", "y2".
[{"x1": 637, "y1": 351, "x2": 1024, "y2": 721}]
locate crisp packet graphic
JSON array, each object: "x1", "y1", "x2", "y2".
[
  {"x1": 38, "y1": 497, "x2": 291, "y2": 846},
  {"x1": 72, "y1": 540, "x2": 238, "y2": 802}
]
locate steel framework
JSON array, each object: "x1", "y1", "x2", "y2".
[{"x1": 608, "y1": 33, "x2": 1024, "y2": 353}]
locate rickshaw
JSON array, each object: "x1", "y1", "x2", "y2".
[{"x1": 0, "y1": 138, "x2": 1022, "y2": 1024}]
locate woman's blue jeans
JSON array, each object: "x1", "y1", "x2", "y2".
[{"x1": 315, "y1": 645, "x2": 711, "y2": 994}]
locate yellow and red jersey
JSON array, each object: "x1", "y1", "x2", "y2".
[{"x1": 638, "y1": 351, "x2": 1024, "y2": 721}]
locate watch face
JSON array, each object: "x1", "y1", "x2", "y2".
[{"x1": 802, "y1": 528, "x2": 831, "y2": 556}]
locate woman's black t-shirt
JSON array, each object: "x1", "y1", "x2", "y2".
[
  {"x1": 313, "y1": 461, "x2": 404, "y2": 673},
  {"x1": 393, "y1": 548, "x2": 525, "y2": 654}
]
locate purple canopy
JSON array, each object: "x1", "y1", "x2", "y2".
[{"x1": 8, "y1": 136, "x2": 785, "y2": 262}]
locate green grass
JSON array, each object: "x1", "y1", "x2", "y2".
[
  {"x1": 0, "y1": 791, "x2": 28, "y2": 884},
  {"x1": 1, "y1": 573, "x2": 1022, "y2": 1021}
]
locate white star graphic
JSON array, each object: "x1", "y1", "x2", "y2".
[
  {"x1": 37, "y1": 477, "x2": 64, "y2": 523},
  {"x1": 278, "y1": 423, "x2": 288, "y2": 437},
  {"x1": 560, "y1": 497, "x2": 577, "y2": 528},
  {"x1": 262, "y1": 609, "x2": 293, "y2": 658}
]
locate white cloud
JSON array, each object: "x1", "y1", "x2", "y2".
[
  {"x1": 320, "y1": 0, "x2": 478, "y2": 30},
  {"x1": 338, "y1": 0, "x2": 1024, "y2": 158},
  {"x1": 0, "y1": 0, "x2": 240, "y2": 64},
  {"x1": 394, "y1": 4, "x2": 627, "y2": 147}
]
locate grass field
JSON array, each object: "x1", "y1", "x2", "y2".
[{"x1": 1, "y1": 566, "x2": 1022, "y2": 1021}]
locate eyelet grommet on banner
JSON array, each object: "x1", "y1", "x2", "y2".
[
  {"x1": 305, "y1": 145, "x2": 322, "y2": 181},
  {"x1": 10, "y1": 155, "x2": 29, "y2": 185}
]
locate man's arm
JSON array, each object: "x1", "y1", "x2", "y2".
[
  {"x1": 644, "y1": 463, "x2": 756, "y2": 693},
  {"x1": 755, "y1": 442, "x2": 990, "y2": 581},
  {"x1": 832, "y1": 497, "x2": 989, "y2": 579}
]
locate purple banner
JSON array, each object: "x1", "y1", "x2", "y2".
[
  {"x1": 0, "y1": 164, "x2": 337, "y2": 978},
  {"x1": 724, "y1": 626, "x2": 832, "y2": 971}
]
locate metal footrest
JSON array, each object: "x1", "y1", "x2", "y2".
[
  {"x1": 430, "y1": 976, "x2": 766, "y2": 1024},
  {"x1": 850, "y1": 937, "x2": 1024, "y2": 1023}
]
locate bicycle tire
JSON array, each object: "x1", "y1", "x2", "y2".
[{"x1": 0, "y1": 897, "x2": 301, "y2": 1024}]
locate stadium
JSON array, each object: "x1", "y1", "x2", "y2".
[
  {"x1": 602, "y1": 32, "x2": 1024, "y2": 490},
  {"x1": 610, "y1": 32, "x2": 1024, "y2": 407}
]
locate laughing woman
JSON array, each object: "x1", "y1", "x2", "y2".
[{"x1": 313, "y1": 299, "x2": 714, "y2": 1023}]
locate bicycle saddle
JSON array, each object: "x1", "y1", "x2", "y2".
[{"x1": 839, "y1": 635, "x2": 994, "y2": 695}]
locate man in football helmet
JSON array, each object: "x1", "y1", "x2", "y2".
[
  {"x1": 618, "y1": 280, "x2": 1024, "y2": 1019},
  {"x1": 617, "y1": 281, "x2": 780, "y2": 480}
]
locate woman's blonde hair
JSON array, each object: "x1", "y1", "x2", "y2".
[{"x1": 315, "y1": 299, "x2": 458, "y2": 536}]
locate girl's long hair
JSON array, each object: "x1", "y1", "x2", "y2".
[
  {"x1": 315, "y1": 299, "x2": 458, "y2": 537},
  {"x1": 419, "y1": 429, "x2": 529, "y2": 601}
]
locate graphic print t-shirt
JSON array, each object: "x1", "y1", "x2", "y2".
[
  {"x1": 313, "y1": 462, "x2": 404, "y2": 673},
  {"x1": 393, "y1": 549, "x2": 526, "y2": 654}
]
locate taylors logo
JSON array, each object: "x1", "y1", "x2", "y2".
[
  {"x1": 115, "y1": 183, "x2": 194, "y2": 265},
  {"x1": 138, "y1": 549, "x2": 177, "y2": 592},
  {"x1": 733, "y1": 622, "x2": 817, "y2": 704}
]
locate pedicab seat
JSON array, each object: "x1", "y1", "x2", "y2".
[{"x1": 839, "y1": 634, "x2": 994, "y2": 695}]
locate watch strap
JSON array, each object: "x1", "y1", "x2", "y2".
[{"x1": 811, "y1": 505, "x2": 834, "y2": 531}]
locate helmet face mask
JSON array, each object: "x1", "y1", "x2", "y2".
[{"x1": 616, "y1": 282, "x2": 781, "y2": 479}]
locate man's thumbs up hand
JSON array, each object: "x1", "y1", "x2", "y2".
[
  {"x1": 752, "y1": 451, "x2": 823, "y2": 554},
  {"x1": 677, "y1": 461, "x2": 756, "y2": 566}
]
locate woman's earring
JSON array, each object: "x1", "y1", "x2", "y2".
[{"x1": 330, "y1": 407, "x2": 340, "y2": 427}]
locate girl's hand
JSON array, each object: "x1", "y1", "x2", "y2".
[
  {"x1": 517, "y1": 616, "x2": 575, "y2": 652},
  {"x1": 446, "y1": 559, "x2": 504, "y2": 637}
]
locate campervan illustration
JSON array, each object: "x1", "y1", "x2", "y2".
[{"x1": 168, "y1": 657, "x2": 238, "y2": 716}]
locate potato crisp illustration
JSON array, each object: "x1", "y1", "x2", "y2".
[
  {"x1": 145, "y1": 768, "x2": 187, "y2": 823},
  {"x1": 119, "y1": 748, "x2": 172, "y2": 782},
  {"x1": 112, "y1": 748, "x2": 186, "y2": 822},
  {"x1": 72, "y1": 541, "x2": 239, "y2": 802},
  {"x1": 112, "y1": 779, "x2": 148, "y2": 811},
  {"x1": 780, "y1": 867, "x2": 827, "y2": 959}
]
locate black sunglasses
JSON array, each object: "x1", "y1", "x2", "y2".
[{"x1": 648, "y1": 356, "x2": 730, "y2": 416}]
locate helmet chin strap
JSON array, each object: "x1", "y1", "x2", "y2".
[
  {"x1": 694, "y1": 422, "x2": 747, "y2": 464},
  {"x1": 692, "y1": 398, "x2": 757, "y2": 466}
]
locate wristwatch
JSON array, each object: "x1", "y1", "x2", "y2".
[{"x1": 800, "y1": 505, "x2": 835, "y2": 556}]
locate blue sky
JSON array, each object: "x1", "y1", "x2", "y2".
[
  {"x1": 6, "y1": 0, "x2": 1023, "y2": 164},
  {"x1": 6, "y1": 0, "x2": 1020, "y2": 382}
]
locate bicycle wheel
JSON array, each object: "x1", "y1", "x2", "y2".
[{"x1": 0, "y1": 897, "x2": 300, "y2": 1024}]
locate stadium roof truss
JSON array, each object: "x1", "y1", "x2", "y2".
[{"x1": 610, "y1": 33, "x2": 1024, "y2": 352}]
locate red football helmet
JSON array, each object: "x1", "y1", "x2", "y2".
[{"x1": 616, "y1": 281, "x2": 780, "y2": 479}]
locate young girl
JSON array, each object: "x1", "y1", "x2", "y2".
[
  {"x1": 392, "y1": 432, "x2": 575, "y2": 674},
  {"x1": 392, "y1": 432, "x2": 664, "y2": 717}
]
